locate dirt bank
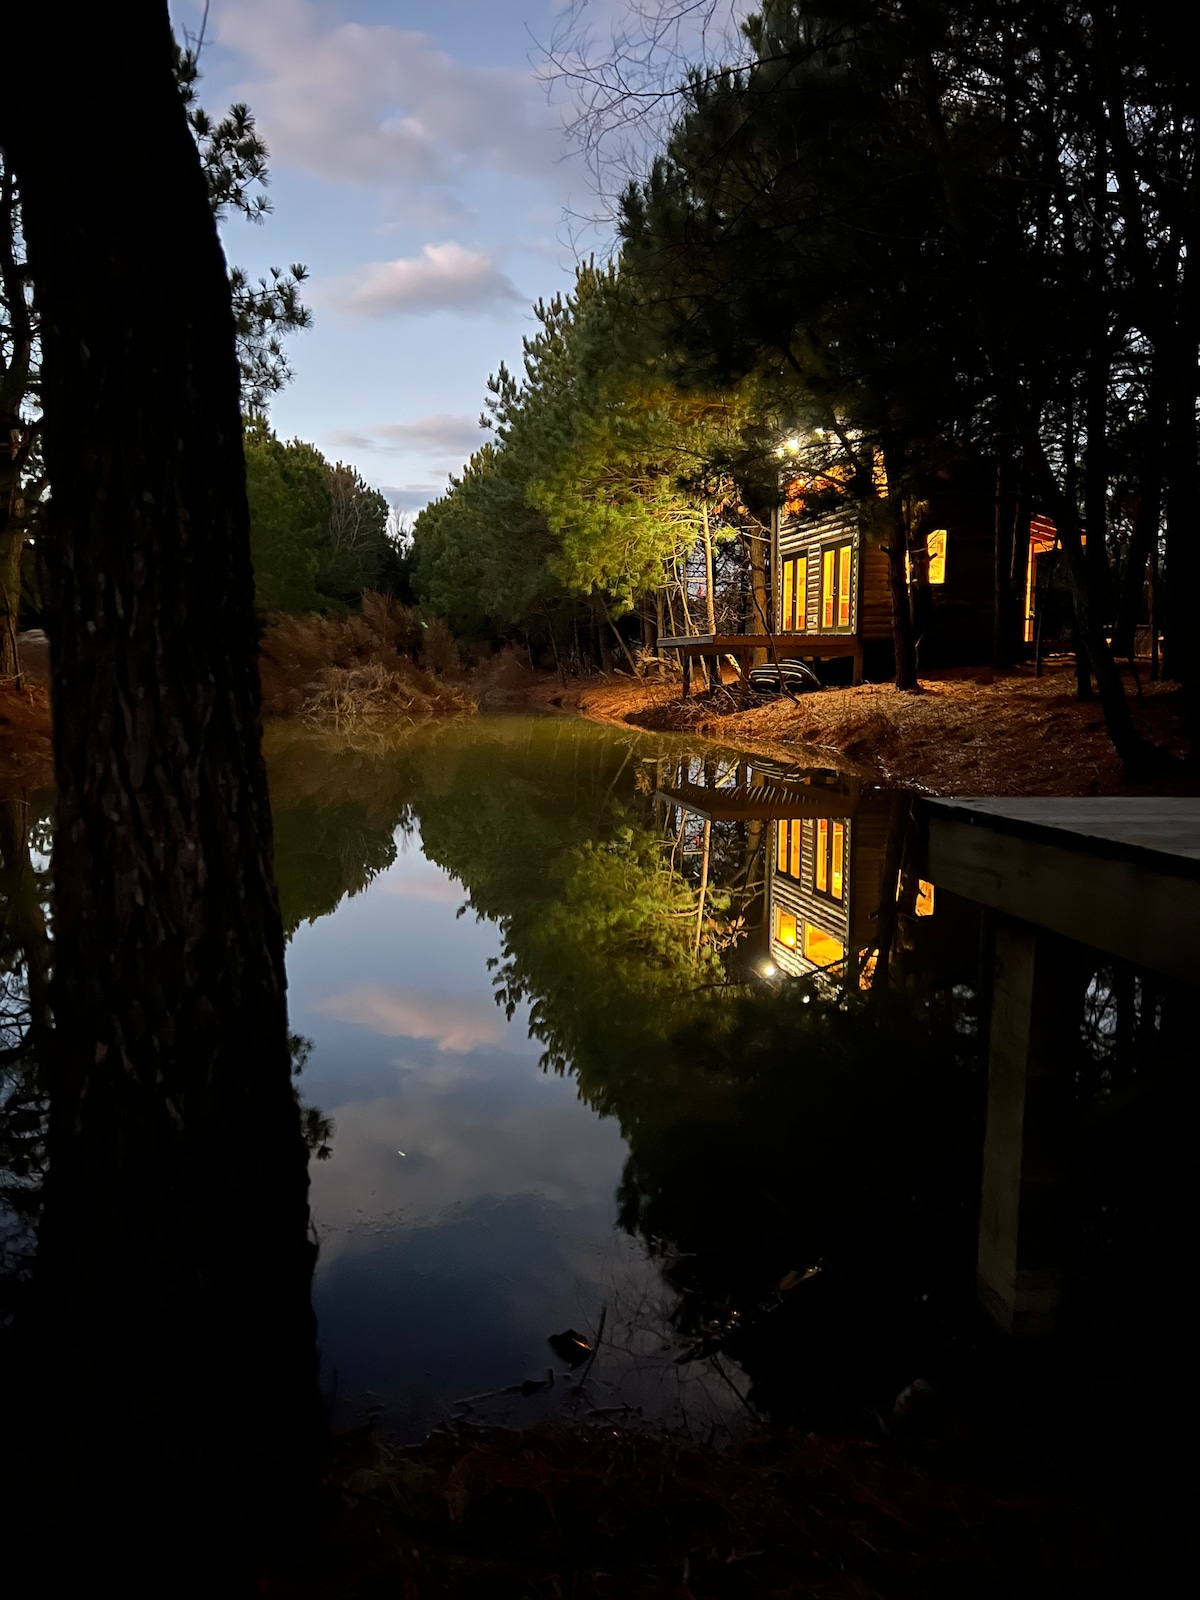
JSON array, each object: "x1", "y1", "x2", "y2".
[
  {"x1": 540, "y1": 661, "x2": 1188, "y2": 796},
  {"x1": 0, "y1": 681, "x2": 53, "y2": 789}
]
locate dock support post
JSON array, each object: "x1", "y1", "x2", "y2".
[
  {"x1": 977, "y1": 917, "x2": 1072, "y2": 1336},
  {"x1": 853, "y1": 641, "x2": 864, "y2": 686},
  {"x1": 681, "y1": 653, "x2": 692, "y2": 699}
]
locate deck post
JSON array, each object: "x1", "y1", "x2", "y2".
[
  {"x1": 681, "y1": 652, "x2": 692, "y2": 699},
  {"x1": 853, "y1": 640, "x2": 864, "y2": 686},
  {"x1": 977, "y1": 916, "x2": 1071, "y2": 1337}
]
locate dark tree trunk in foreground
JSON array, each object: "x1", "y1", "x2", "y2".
[{"x1": 0, "y1": 5, "x2": 321, "y2": 1585}]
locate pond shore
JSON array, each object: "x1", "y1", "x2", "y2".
[{"x1": 528, "y1": 659, "x2": 1189, "y2": 796}]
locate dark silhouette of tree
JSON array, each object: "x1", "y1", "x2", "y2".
[{"x1": 0, "y1": 5, "x2": 321, "y2": 1585}]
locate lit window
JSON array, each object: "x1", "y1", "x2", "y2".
[
  {"x1": 780, "y1": 554, "x2": 807, "y2": 631},
  {"x1": 837, "y1": 545, "x2": 852, "y2": 627},
  {"x1": 776, "y1": 909, "x2": 798, "y2": 949},
  {"x1": 927, "y1": 530, "x2": 947, "y2": 585},
  {"x1": 803, "y1": 923, "x2": 844, "y2": 967},
  {"x1": 915, "y1": 879, "x2": 935, "y2": 917},
  {"x1": 814, "y1": 817, "x2": 846, "y2": 902},
  {"x1": 775, "y1": 820, "x2": 804, "y2": 882},
  {"x1": 820, "y1": 542, "x2": 853, "y2": 631}
]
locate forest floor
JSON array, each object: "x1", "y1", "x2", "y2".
[
  {"x1": 277, "y1": 1405, "x2": 1179, "y2": 1598},
  {"x1": 528, "y1": 657, "x2": 1192, "y2": 795}
]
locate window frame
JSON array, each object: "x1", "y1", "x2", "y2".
[
  {"x1": 820, "y1": 539, "x2": 855, "y2": 633},
  {"x1": 780, "y1": 553, "x2": 808, "y2": 632},
  {"x1": 813, "y1": 817, "x2": 846, "y2": 903}
]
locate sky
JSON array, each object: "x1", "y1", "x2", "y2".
[{"x1": 168, "y1": 0, "x2": 624, "y2": 516}]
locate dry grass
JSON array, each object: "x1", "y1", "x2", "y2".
[
  {"x1": 301, "y1": 660, "x2": 475, "y2": 728},
  {"x1": 259, "y1": 594, "x2": 475, "y2": 725},
  {"x1": 563, "y1": 660, "x2": 1190, "y2": 796}
]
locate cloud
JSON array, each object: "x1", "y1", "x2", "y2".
[
  {"x1": 379, "y1": 484, "x2": 446, "y2": 513},
  {"x1": 216, "y1": 0, "x2": 565, "y2": 192},
  {"x1": 329, "y1": 414, "x2": 488, "y2": 459},
  {"x1": 376, "y1": 863, "x2": 467, "y2": 905},
  {"x1": 326, "y1": 243, "x2": 523, "y2": 318},
  {"x1": 316, "y1": 986, "x2": 504, "y2": 1054}
]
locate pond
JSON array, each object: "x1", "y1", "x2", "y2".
[
  {"x1": 1, "y1": 713, "x2": 1195, "y2": 1472},
  {"x1": 260, "y1": 714, "x2": 1195, "y2": 1450}
]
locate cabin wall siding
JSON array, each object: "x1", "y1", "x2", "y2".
[
  {"x1": 777, "y1": 506, "x2": 878, "y2": 639},
  {"x1": 767, "y1": 817, "x2": 853, "y2": 977},
  {"x1": 776, "y1": 465, "x2": 1004, "y2": 666}
]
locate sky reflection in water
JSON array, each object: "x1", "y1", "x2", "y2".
[{"x1": 274, "y1": 720, "x2": 756, "y2": 1440}]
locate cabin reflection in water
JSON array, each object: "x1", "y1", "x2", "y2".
[
  {"x1": 655, "y1": 757, "x2": 947, "y2": 988},
  {"x1": 658, "y1": 761, "x2": 1200, "y2": 1349}
]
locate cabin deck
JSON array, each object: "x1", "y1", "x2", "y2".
[{"x1": 656, "y1": 632, "x2": 864, "y2": 695}]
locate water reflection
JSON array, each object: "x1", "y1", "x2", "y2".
[
  {"x1": 2, "y1": 720, "x2": 1194, "y2": 1460},
  {"x1": 0, "y1": 791, "x2": 52, "y2": 1300}
]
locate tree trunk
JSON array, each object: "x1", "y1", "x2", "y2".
[
  {"x1": 878, "y1": 445, "x2": 919, "y2": 690},
  {"x1": 1162, "y1": 206, "x2": 1200, "y2": 746},
  {"x1": 992, "y1": 458, "x2": 1020, "y2": 669},
  {"x1": 0, "y1": 526, "x2": 20, "y2": 682},
  {"x1": 1113, "y1": 353, "x2": 1167, "y2": 661},
  {"x1": 0, "y1": 6, "x2": 321, "y2": 1584}
]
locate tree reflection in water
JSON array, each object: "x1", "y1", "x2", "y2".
[
  {"x1": 4, "y1": 719, "x2": 1193, "y2": 1465},
  {"x1": 0, "y1": 790, "x2": 52, "y2": 1307},
  {"x1": 261, "y1": 719, "x2": 1195, "y2": 1449}
]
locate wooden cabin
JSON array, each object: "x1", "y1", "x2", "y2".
[
  {"x1": 766, "y1": 793, "x2": 893, "y2": 981},
  {"x1": 773, "y1": 458, "x2": 1002, "y2": 679}
]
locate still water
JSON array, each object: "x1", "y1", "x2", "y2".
[
  {"x1": 266, "y1": 712, "x2": 1192, "y2": 1447},
  {"x1": 2, "y1": 713, "x2": 1193, "y2": 1463}
]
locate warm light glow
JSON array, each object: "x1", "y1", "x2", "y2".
[
  {"x1": 815, "y1": 819, "x2": 828, "y2": 893},
  {"x1": 831, "y1": 822, "x2": 845, "y2": 899},
  {"x1": 776, "y1": 909, "x2": 798, "y2": 949},
  {"x1": 761, "y1": 961, "x2": 777, "y2": 978},
  {"x1": 837, "y1": 544, "x2": 852, "y2": 627},
  {"x1": 822, "y1": 549, "x2": 835, "y2": 629},
  {"x1": 927, "y1": 530, "x2": 947, "y2": 584},
  {"x1": 858, "y1": 949, "x2": 878, "y2": 988},
  {"x1": 780, "y1": 554, "x2": 807, "y2": 631},
  {"x1": 915, "y1": 879, "x2": 935, "y2": 917},
  {"x1": 803, "y1": 923, "x2": 845, "y2": 967},
  {"x1": 790, "y1": 820, "x2": 801, "y2": 878}
]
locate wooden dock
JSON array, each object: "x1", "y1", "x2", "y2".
[
  {"x1": 921, "y1": 796, "x2": 1200, "y2": 987},
  {"x1": 919, "y1": 797, "x2": 1200, "y2": 1337}
]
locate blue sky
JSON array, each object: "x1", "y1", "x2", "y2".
[{"x1": 170, "y1": 0, "x2": 615, "y2": 514}]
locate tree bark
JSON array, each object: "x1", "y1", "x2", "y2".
[
  {"x1": 1112, "y1": 353, "x2": 1167, "y2": 661},
  {"x1": 878, "y1": 443, "x2": 919, "y2": 690},
  {"x1": 1162, "y1": 190, "x2": 1200, "y2": 745},
  {"x1": 0, "y1": 5, "x2": 321, "y2": 1584},
  {"x1": 992, "y1": 459, "x2": 1024, "y2": 669}
]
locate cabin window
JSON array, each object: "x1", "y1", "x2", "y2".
[
  {"x1": 814, "y1": 818, "x2": 846, "y2": 902},
  {"x1": 780, "y1": 554, "x2": 807, "y2": 631},
  {"x1": 821, "y1": 542, "x2": 854, "y2": 631},
  {"x1": 838, "y1": 544, "x2": 852, "y2": 626},
  {"x1": 915, "y1": 879, "x2": 935, "y2": 917},
  {"x1": 776, "y1": 909, "x2": 798, "y2": 949},
  {"x1": 803, "y1": 923, "x2": 845, "y2": 968},
  {"x1": 927, "y1": 530, "x2": 947, "y2": 584},
  {"x1": 775, "y1": 818, "x2": 803, "y2": 880}
]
